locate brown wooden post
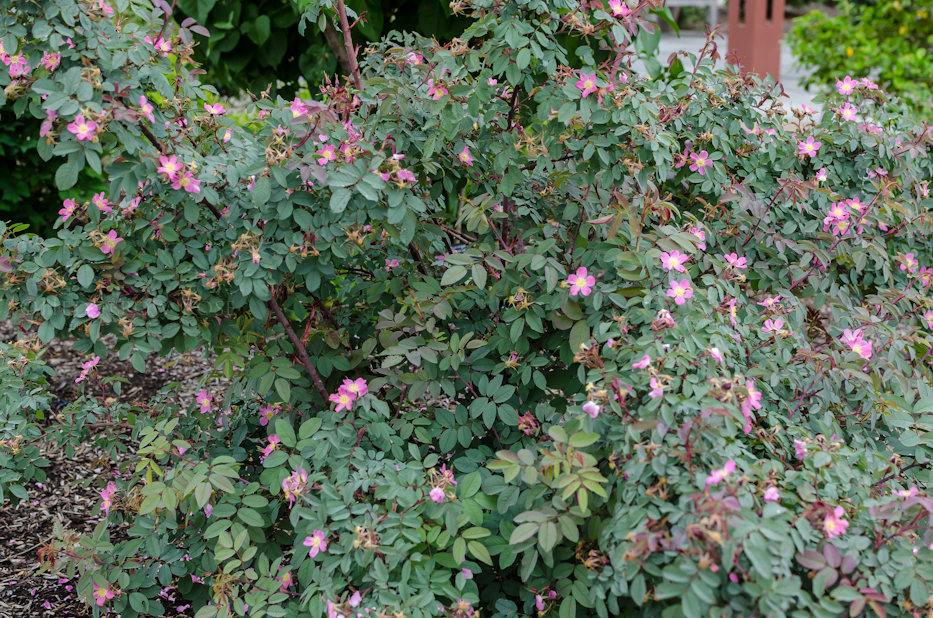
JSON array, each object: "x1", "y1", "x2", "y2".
[{"x1": 727, "y1": 0, "x2": 785, "y2": 81}]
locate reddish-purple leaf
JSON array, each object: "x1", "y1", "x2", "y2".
[{"x1": 795, "y1": 550, "x2": 826, "y2": 570}]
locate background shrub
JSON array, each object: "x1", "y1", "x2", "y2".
[{"x1": 788, "y1": 0, "x2": 933, "y2": 117}]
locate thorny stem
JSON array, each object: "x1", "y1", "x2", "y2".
[
  {"x1": 268, "y1": 295, "x2": 329, "y2": 403},
  {"x1": 336, "y1": 0, "x2": 363, "y2": 91}
]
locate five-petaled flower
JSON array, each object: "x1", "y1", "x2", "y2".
[
  {"x1": 706, "y1": 460, "x2": 736, "y2": 486},
  {"x1": 824, "y1": 506, "x2": 849, "y2": 538},
  {"x1": 458, "y1": 146, "x2": 473, "y2": 166},
  {"x1": 92, "y1": 192, "x2": 111, "y2": 212},
  {"x1": 304, "y1": 530, "x2": 328, "y2": 557},
  {"x1": 85, "y1": 303, "x2": 101, "y2": 319},
  {"x1": 764, "y1": 487, "x2": 780, "y2": 502},
  {"x1": 260, "y1": 435, "x2": 281, "y2": 463},
  {"x1": 689, "y1": 150, "x2": 711, "y2": 175},
  {"x1": 316, "y1": 144, "x2": 337, "y2": 166},
  {"x1": 723, "y1": 253, "x2": 748, "y2": 269},
  {"x1": 660, "y1": 250, "x2": 690, "y2": 273},
  {"x1": 342, "y1": 378, "x2": 368, "y2": 398},
  {"x1": 330, "y1": 387, "x2": 355, "y2": 412},
  {"x1": 172, "y1": 171, "x2": 201, "y2": 193},
  {"x1": 839, "y1": 102, "x2": 858, "y2": 122},
  {"x1": 710, "y1": 347, "x2": 724, "y2": 363},
  {"x1": 204, "y1": 102, "x2": 226, "y2": 115},
  {"x1": 575, "y1": 72, "x2": 598, "y2": 98},
  {"x1": 92, "y1": 583, "x2": 115, "y2": 606},
  {"x1": 101, "y1": 230, "x2": 123, "y2": 255},
  {"x1": 139, "y1": 95, "x2": 155, "y2": 122},
  {"x1": 67, "y1": 115, "x2": 97, "y2": 141},
  {"x1": 40, "y1": 51, "x2": 60, "y2": 71},
  {"x1": 608, "y1": 0, "x2": 630, "y2": 16},
  {"x1": 901, "y1": 252, "x2": 919, "y2": 274},
  {"x1": 836, "y1": 76, "x2": 857, "y2": 95},
  {"x1": 798, "y1": 136, "x2": 821, "y2": 158},
  {"x1": 196, "y1": 390, "x2": 212, "y2": 413},
  {"x1": 666, "y1": 279, "x2": 693, "y2": 305},
  {"x1": 158, "y1": 155, "x2": 181, "y2": 179},
  {"x1": 429, "y1": 487, "x2": 446, "y2": 503},
  {"x1": 567, "y1": 267, "x2": 596, "y2": 296},
  {"x1": 427, "y1": 79, "x2": 448, "y2": 100},
  {"x1": 259, "y1": 406, "x2": 277, "y2": 426},
  {"x1": 59, "y1": 198, "x2": 77, "y2": 223},
  {"x1": 75, "y1": 356, "x2": 100, "y2": 384},
  {"x1": 757, "y1": 296, "x2": 780, "y2": 311}
]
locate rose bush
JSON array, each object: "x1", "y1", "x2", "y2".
[{"x1": 2, "y1": 0, "x2": 933, "y2": 617}]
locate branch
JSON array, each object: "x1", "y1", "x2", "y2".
[
  {"x1": 408, "y1": 242, "x2": 429, "y2": 276},
  {"x1": 140, "y1": 125, "x2": 164, "y2": 152},
  {"x1": 507, "y1": 86, "x2": 520, "y2": 129},
  {"x1": 313, "y1": 297, "x2": 340, "y2": 330},
  {"x1": 335, "y1": 0, "x2": 363, "y2": 90},
  {"x1": 268, "y1": 294, "x2": 329, "y2": 402},
  {"x1": 874, "y1": 460, "x2": 930, "y2": 486},
  {"x1": 322, "y1": 20, "x2": 353, "y2": 75}
]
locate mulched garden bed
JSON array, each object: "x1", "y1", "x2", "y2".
[{"x1": 0, "y1": 322, "x2": 227, "y2": 617}]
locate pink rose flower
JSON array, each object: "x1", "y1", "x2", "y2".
[
  {"x1": 303, "y1": 530, "x2": 328, "y2": 557},
  {"x1": 567, "y1": 267, "x2": 596, "y2": 296},
  {"x1": 705, "y1": 460, "x2": 736, "y2": 486}
]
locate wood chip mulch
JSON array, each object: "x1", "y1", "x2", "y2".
[{"x1": 0, "y1": 322, "x2": 228, "y2": 617}]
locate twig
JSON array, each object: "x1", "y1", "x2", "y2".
[
  {"x1": 336, "y1": 0, "x2": 363, "y2": 90},
  {"x1": 408, "y1": 242, "x2": 429, "y2": 275},
  {"x1": 140, "y1": 125, "x2": 164, "y2": 152},
  {"x1": 507, "y1": 86, "x2": 520, "y2": 129},
  {"x1": 313, "y1": 297, "x2": 340, "y2": 330},
  {"x1": 268, "y1": 295, "x2": 329, "y2": 402},
  {"x1": 874, "y1": 460, "x2": 930, "y2": 485}
]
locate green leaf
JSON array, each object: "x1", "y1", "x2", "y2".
[
  {"x1": 538, "y1": 521, "x2": 558, "y2": 552},
  {"x1": 459, "y1": 471, "x2": 482, "y2": 498},
  {"x1": 55, "y1": 153, "x2": 82, "y2": 190},
  {"x1": 510, "y1": 522, "x2": 538, "y2": 544},
  {"x1": 330, "y1": 188, "x2": 352, "y2": 213},
  {"x1": 441, "y1": 265, "x2": 468, "y2": 286},
  {"x1": 129, "y1": 592, "x2": 149, "y2": 613},
  {"x1": 252, "y1": 177, "x2": 271, "y2": 206},
  {"x1": 246, "y1": 15, "x2": 271, "y2": 45},
  {"x1": 462, "y1": 526, "x2": 491, "y2": 539},
  {"x1": 569, "y1": 320, "x2": 589, "y2": 353},
  {"x1": 275, "y1": 378, "x2": 291, "y2": 404},
  {"x1": 453, "y1": 536, "x2": 466, "y2": 564},
  {"x1": 274, "y1": 419, "x2": 296, "y2": 448},
  {"x1": 237, "y1": 507, "x2": 265, "y2": 527},
  {"x1": 467, "y1": 540, "x2": 493, "y2": 565},
  {"x1": 472, "y1": 263, "x2": 487, "y2": 288}
]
